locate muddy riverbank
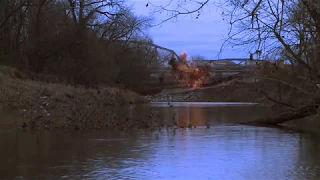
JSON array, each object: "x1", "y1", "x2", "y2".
[
  {"x1": 0, "y1": 66, "x2": 162, "y2": 130},
  {"x1": 146, "y1": 81, "x2": 262, "y2": 103},
  {"x1": 1, "y1": 65, "x2": 319, "y2": 135}
]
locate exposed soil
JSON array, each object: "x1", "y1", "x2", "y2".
[
  {"x1": 0, "y1": 66, "x2": 162, "y2": 130},
  {"x1": 146, "y1": 79, "x2": 260, "y2": 103}
]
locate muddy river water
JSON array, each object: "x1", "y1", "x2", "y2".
[{"x1": 0, "y1": 103, "x2": 319, "y2": 180}]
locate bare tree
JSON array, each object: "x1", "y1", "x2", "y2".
[
  {"x1": 0, "y1": 0, "x2": 28, "y2": 64},
  {"x1": 217, "y1": 0, "x2": 320, "y2": 120},
  {"x1": 147, "y1": 0, "x2": 210, "y2": 25},
  {"x1": 0, "y1": 0, "x2": 158, "y2": 92},
  {"x1": 150, "y1": 0, "x2": 320, "y2": 125}
]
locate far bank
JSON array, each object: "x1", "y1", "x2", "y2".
[{"x1": 146, "y1": 80, "x2": 320, "y2": 136}]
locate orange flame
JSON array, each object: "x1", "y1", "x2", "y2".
[
  {"x1": 175, "y1": 65, "x2": 210, "y2": 89},
  {"x1": 169, "y1": 52, "x2": 211, "y2": 89},
  {"x1": 179, "y1": 52, "x2": 187, "y2": 61}
]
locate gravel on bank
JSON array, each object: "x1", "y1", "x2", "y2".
[
  {"x1": 0, "y1": 66, "x2": 162, "y2": 130},
  {"x1": 145, "y1": 91, "x2": 199, "y2": 102}
]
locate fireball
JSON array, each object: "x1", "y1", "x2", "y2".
[
  {"x1": 179, "y1": 52, "x2": 187, "y2": 61},
  {"x1": 168, "y1": 51, "x2": 211, "y2": 89}
]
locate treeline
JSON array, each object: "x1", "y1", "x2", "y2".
[{"x1": 0, "y1": 0, "x2": 159, "y2": 91}]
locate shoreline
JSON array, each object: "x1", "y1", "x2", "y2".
[
  {"x1": 146, "y1": 83, "x2": 320, "y2": 136},
  {"x1": 0, "y1": 66, "x2": 162, "y2": 130},
  {"x1": 1, "y1": 65, "x2": 319, "y2": 135}
]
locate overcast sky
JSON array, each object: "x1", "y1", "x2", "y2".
[{"x1": 129, "y1": 0, "x2": 248, "y2": 59}]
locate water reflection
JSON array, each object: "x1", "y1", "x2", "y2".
[
  {"x1": 0, "y1": 104, "x2": 320, "y2": 180},
  {"x1": 151, "y1": 102, "x2": 271, "y2": 127}
]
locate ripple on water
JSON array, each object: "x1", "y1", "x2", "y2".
[{"x1": 0, "y1": 106, "x2": 320, "y2": 180}]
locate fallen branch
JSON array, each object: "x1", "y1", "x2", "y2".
[
  {"x1": 240, "y1": 100, "x2": 320, "y2": 126},
  {"x1": 241, "y1": 75, "x2": 311, "y2": 96},
  {"x1": 257, "y1": 88, "x2": 295, "y2": 108}
]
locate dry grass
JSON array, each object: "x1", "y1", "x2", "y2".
[{"x1": 0, "y1": 66, "x2": 161, "y2": 130}]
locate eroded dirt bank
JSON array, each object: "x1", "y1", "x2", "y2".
[
  {"x1": 0, "y1": 66, "x2": 162, "y2": 130},
  {"x1": 146, "y1": 80, "x2": 261, "y2": 103}
]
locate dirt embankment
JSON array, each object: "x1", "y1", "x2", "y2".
[
  {"x1": 0, "y1": 66, "x2": 162, "y2": 130},
  {"x1": 147, "y1": 79, "x2": 260, "y2": 103}
]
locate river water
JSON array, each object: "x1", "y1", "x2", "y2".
[{"x1": 0, "y1": 103, "x2": 320, "y2": 180}]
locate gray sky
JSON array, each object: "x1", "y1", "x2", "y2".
[{"x1": 129, "y1": 0, "x2": 248, "y2": 59}]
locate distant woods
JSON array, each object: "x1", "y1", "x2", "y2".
[{"x1": 0, "y1": 0, "x2": 159, "y2": 91}]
